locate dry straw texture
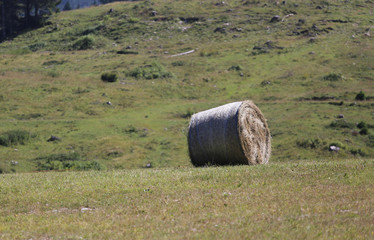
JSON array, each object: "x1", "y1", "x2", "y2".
[{"x1": 188, "y1": 101, "x2": 271, "y2": 166}]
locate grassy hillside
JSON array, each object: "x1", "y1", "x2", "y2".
[
  {"x1": 0, "y1": 159, "x2": 373, "y2": 239},
  {"x1": 0, "y1": 0, "x2": 374, "y2": 172}
]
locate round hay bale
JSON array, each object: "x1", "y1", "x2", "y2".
[{"x1": 188, "y1": 100, "x2": 271, "y2": 166}]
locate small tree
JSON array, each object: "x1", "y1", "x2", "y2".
[
  {"x1": 63, "y1": 1, "x2": 72, "y2": 11},
  {"x1": 355, "y1": 91, "x2": 365, "y2": 101}
]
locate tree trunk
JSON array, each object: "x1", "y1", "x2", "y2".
[
  {"x1": 35, "y1": 2, "x2": 39, "y2": 18},
  {"x1": 25, "y1": 0, "x2": 31, "y2": 27},
  {"x1": 1, "y1": 1, "x2": 6, "y2": 39}
]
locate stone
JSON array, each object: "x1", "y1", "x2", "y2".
[
  {"x1": 47, "y1": 135, "x2": 61, "y2": 142},
  {"x1": 270, "y1": 15, "x2": 281, "y2": 23},
  {"x1": 329, "y1": 146, "x2": 340, "y2": 152}
]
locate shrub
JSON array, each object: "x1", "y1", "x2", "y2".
[
  {"x1": 128, "y1": 62, "x2": 173, "y2": 80},
  {"x1": 0, "y1": 130, "x2": 31, "y2": 146},
  {"x1": 14, "y1": 113, "x2": 43, "y2": 120},
  {"x1": 101, "y1": 72, "x2": 118, "y2": 82},
  {"x1": 329, "y1": 119, "x2": 355, "y2": 129},
  {"x1": 171, "y1": 61, "x2": 185, "y2": 66},
  {"x1": 116, "y1": 50, "x2": 138, "y2": 55},
  {"x1": 357, "y1": 121, "x2": 367, "y2": 129},
  {"x1": 355, "y1": 91, "x2": 365, "y2": 101},
  {"x1": 81, "y1": 24, "x2": 103, "y2": 35},
  {"x1": 128, "y1": 17, "x2": 140, "y2": 23},
  {"x1": 28, "y1": 42, "x2": 46, "y2": 52},
  {"x1": 359, "y1": 127, "x2": 369, "y2": 135},
  {"x1": 46, "y1": 70, "x2": 61, "y2": 78},
  {"x1": 178, "y1": 108, "x2": 195, "y2": 118},
  {"x1": 323, "y1": 73, "x2": 342, "y2": 81},
  {"x1": 228, "y1": 65, "x2": 243, "y2": 71},
  {"x1": 350, "y1": 148, "x2": 367, "y2": 156},
  {"x1": 296, "y1": 138, "x2": 323, "y2": 149},
  {"x1": 72, "y1": 35, "x2": 95, "y2": 50},
  {"x1": 35, "y1": 153, "x2": 105, "y2": 171}
]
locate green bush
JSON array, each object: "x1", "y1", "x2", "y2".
[
  {"x1": 357, "y1": 121, "x2": 367, "y2": 129},
  {"x1": 296, "y1": 138, "x2": 323, "y2": 149},
  {"x1": 359, "y1": 127, "x2": 369, "y2": 135},
  {"x1": 101, "y1": 72, "x2": 118, "y2": 82},
  {"x1": 323, "y1": 73, "x2": 342, "y2": 81},
  {"x1": 171, "y1": 61, "x2": 185, "y2": 66},
  {"x1": 0, "y1": 130, "x2": 31, "y2": 146},
  {"x1": 35, "y1": 153, "x2": 105, "y2": 171},
  {"x1": 46, "y1": 70, "x2": 61, "y2": 78},
  {"x1": 350, "y1": 148, "x2": 367, "y2": 156},
  {"x1": 72, "y1": 35, "x2": 95, "y2": 50},
  {"x1": 128, "y1": 17, "x2": 140, "y2": 23},
  {"x1": 14, "y1": 113, "x2": 43, "y2": 120},
  {"x1": 28, "y1": 42, "x2": 46, "y2": 52},
  {"x1": 128, "y1": 62, "x2": 173, "y2": 80},
  {"x1": 228, "y1": 65, "x2": 243, "y2": 71},
  {"x1": 329, "y1": 119, "x2": 355, "y2": 129},
  {"x1": 355, "y1": 91, "x2": 365, "y2": 101}
]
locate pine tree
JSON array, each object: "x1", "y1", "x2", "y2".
[{"x1": 63, "y1": 1, "x2": 72, "y2": 10}]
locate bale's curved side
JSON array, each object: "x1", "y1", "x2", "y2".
[{"x1": 188, "y1": 100, "x2": 271, "y2": 166}]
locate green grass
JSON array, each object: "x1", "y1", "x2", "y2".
[
  {"x1": 0, "y1": 159, "x2": 373, "y2": 239},
  {"x1": 0, "y1": 0, "x2": 374, "y2": 173}
]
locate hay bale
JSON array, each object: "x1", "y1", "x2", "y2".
[{"x1": 188, "y1": 101, "x2": 271, "y2": 166}]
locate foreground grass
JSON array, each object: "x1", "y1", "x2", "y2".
[{"x1": 0, "y1": 159, "x2": 373, "y2": 239}]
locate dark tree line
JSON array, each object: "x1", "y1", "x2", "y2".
[{"x1": 0, "y1": 0, "x2": 61, "y2": 41}]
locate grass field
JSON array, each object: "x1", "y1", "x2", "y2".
[
  {"x1": 0, "y1": 0, "x2": 373, "y2": 173},
  {"x1": 0, "y1": 159, "x2": 373, "y2": 239},
  {"x1": 0, "y1": 2, "x2": 373, "y2": 237}
]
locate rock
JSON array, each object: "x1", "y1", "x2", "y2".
[
  {"x1": 215, "y1": 1, "x2": 226, "y2": 6},
  {"x1": 270, "y1": 15, "x2": 281, "y2": 23},
  {"x1": 47, "y1": 135, "x2": 61, "y2": 142},
  {"x1": 297, "y1": 19, "x2": 306, "y2": 25},
  {"x1": 337, "y1": 114, "x2": 344, "y2": 118},
  {"x1": 329, "y1": 145, "x2": 340, "y2": 152},
  {"x1": 214, "y1": 27, "x2": 226, "y2": 33},
  {"x1": 309, "y1": 37, "x2": 317, "y2": 43},
  {"x1": 81, "y1": 207, "x2": 93, "y2": 212}
]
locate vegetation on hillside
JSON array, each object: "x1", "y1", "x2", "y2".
[{"x1": 0, "y1": 0, "x2": 373, "y2": 173}]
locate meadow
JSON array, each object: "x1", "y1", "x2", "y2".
[
  {"x1": 0, "y1": 1, "x2": 373, "y2": 238},
  {"x1": 0, "y1": 159, "x2": 373, "y2": 239}
]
